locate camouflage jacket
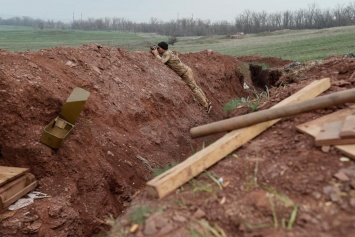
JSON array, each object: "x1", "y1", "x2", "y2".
[{"x1": 156, "y1": 50, "x2": 189, "y2": 76}]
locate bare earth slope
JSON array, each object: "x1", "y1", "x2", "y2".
[
  {"x1": 0, "y1": 45, "x2": 249, "y2": 236},
  {"x1": 108, "y1": 55, "x2": 355, "y2": 237}
]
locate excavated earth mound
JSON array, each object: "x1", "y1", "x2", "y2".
[
  {"x1": 107, "y1": 55, "x2": 355, "y2": 237},
  {"x1": 0, "y1": 45, "x2": 250, "y2": 236},
  {"x1": 1, "y1": 45, "x2": 355, "y2": 237}
]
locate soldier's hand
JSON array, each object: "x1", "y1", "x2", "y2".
[{"x1": 152, "y1": 48, "x2": 158, "y2": 56}]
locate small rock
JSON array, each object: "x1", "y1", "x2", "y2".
[
  {"x1": 154, "y1": 215, "x2": 169, "y2": 229},
  {"x1": 172, "y1": 215, "x2": 187, "y2": 223},
  {"x1": 321, "y1": 221, "x2": 331, "y2": 231},
  {"x1": 107, "y1": 151, "x2": 114, "y2": 157},
  {"x1": 65, "y1": 61, "x2": 76, "y2": 67},
  {"x1": 21, "y1": 220, "x2": 42, "y2": 234},
  {"x1": 219, "y1": 196, "x2": 226, "y2": 205},
  {"x1": 143, "y1": 219, "x2": 157, "y2": 236},
  {"x1": 28, "y1": 62, "x2": 38, "y2": 69},
  {"x1": 334, "y1": 171, "x2": 350, "y2": 182},
  {"x1": 330, "y1": 193, "x2": 340, "y2": 202},
  {"x1": 124, "y1": 160, "x2": 133, "y2": 167},
  {"x1": 312, "y1": 191, "x2": 321, "y2": 200},
  {"x1": 159, "y1": 223, "x2": 175, "y2": 235},
  {"x1": 321, "y1": 146, "x2": 330, "y2": 153},
  {"x1": 340, "y1": 166, "x2": 355, "y2": 178},
  {"x1": 130, "y1": 224, "x2": 139, "y2": 233},
  {"x1": 92, "y1": 65, "x2": 101, "y2": 74},
  {"x1": 340, "y1": 157, "x2": 350, "y2": 162},
  {"x1": 193, "y1": 208, "x2": 206, "y2": 219},
  {"x1": 222, "y1": 181, "x2": 230, "y2": 188},
  {"x1": 323, "y1": 185, "x2": 341, "y2": 202}
]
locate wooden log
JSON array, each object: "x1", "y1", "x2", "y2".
[
  {"x1": 146, "y1": 78, "x2": 330, "y2": 199},
  {"x1": 190, "y1": 81, "x2": 355, "y2": 138}
]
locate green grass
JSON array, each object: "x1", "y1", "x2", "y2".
[
  {"x1": 175, "y1": 26, "x2": 355, "y2": 62},
  {"x1": 128, "y1": 205, "x2": 156, "y2": 224},
  {"x1": 0, "y1": 25, "x2": 167, "y2": 52},
  {"x1": 224, "y1": 89, "x2": 269, "y2": 113},
  {"x1": 1, "y1": 25, "x2": 354, "y2": 61},
  {"x1": 152, "y1": 160, "x2": 178, "y2": 177}
]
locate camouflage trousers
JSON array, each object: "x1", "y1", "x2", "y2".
[{"x1": 180, "y1": 68, "x2": 210, "y2": 108}]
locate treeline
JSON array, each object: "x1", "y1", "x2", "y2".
[
  {"x1": 1, "y1": 2, "x2": 355, "y2": 36},
  {"x1": 0, "y1": 16, "x2": 67, "y2": 30}
]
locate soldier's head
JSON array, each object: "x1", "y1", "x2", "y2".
[{"x1": 157, "y1": 42, "x2": 168, "y2": 53}]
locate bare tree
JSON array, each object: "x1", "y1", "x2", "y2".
[{"x1": 2, "y1": 2, "x2": 355, "y2": 36}]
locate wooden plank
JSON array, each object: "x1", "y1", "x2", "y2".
[
  {"x1": 314, "y1": 121, "x2": 355, "y2": 146},
  {"x1": 0, "y1": 173, "x2": 37, "y2": 212},
  {"x1": 336, "y1": 145, "x2": 355, "y2": 159},
  {"x1": 0, "y1": 166, "x2": 29, "y2": 187},
  {"x1": 296, "y1": 106, "x2": 355, "y2": 136},
  {"x1": 296, "y1": 106, "x2": 355, "y2": 159},
  {"x1": 146, "y1": 78, "x2": 331, "y2": 199},
  {"x1": 340, "y1": 115, "x2": 355, "y2": 138}
]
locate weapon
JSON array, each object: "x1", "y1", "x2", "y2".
[{"x1": 150, "y1": 45, "x2": 158, "y2": 51}]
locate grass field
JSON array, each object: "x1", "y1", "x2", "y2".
[
  {"x1": 1, "y1": 25, "x2": 355, "y2": 62},
  {"x1": 0, "y1": 25, "x2": 166, "y2": 52}
]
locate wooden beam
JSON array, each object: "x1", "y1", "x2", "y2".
[
  {"x1": 146, "y1": 78, "x2": 331, "y2": 199},
  {"x1": 0, "y1": 166, "x2": 29, "y2": 187}
]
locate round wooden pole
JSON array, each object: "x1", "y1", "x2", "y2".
[{"x1": 190, "y1": 88, "x2": 355, "y2": 138}]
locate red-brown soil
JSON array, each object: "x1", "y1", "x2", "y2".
[{"x1": 0, "y1": 45, "x2": 355, "y2": 237}]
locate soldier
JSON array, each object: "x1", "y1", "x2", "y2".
[{"x1": 152, "y1": 42, "x2": 212, "y2": 113}]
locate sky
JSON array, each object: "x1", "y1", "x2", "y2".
[{"x1": 1, "y1": 0, "x2": 354, "y2": 23}]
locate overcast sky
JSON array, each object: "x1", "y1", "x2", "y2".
[{"x1": 1, "y1": 0, "x2": 354, "y2": 23}]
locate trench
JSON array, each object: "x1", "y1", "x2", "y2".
[{"x1": 249, "y1": 64, "x2": 282, "y2": 90}]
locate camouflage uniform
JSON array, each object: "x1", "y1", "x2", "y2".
[{"x1": 156, "y1": 50, "x2": 210, "y2": 109}]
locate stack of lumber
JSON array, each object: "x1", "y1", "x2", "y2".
[
  {"x1": 0, "y1": 166, "x2": 37, "y2": 212},
  {"x1": 296, "y1": 106, "x2": 355, "y2": 159}
]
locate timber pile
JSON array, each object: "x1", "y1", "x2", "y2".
[
  {"x1": 147, "y1": 78, "x2": 355, "y2": 198},
  {"x1": 147, "y1": 78, "x2": 332, "y2": 199},
  {"x1": 0, "y1": 166, "x2": 37, "y2": 212},
  {"x1": 296, "y1": 106, "x2": 355, "y2": 159}
]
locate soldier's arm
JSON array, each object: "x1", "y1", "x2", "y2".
[{"x1": 156, "y1": 52, "x2": 170, "y2": 64}]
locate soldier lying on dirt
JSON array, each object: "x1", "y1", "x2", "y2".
[{"x1": 151, "y1": 41, "x2": 212, "y2": 113}]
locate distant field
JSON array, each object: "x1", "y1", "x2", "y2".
[
  {"x1": 1, "y1": 25, "x2": 355, "y2": 62},
  {"x1": 0, "y1": 25, "x2": 166, "y2": 52}
]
